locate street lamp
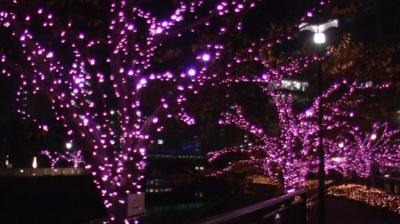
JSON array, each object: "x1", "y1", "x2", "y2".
[
  {"x1": 299, "y1": 19, "x2": 338, "y2": 44},
  {"x1": 299, "y1": 19, "x2": 339, "y2": 224}
]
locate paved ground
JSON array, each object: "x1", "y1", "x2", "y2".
[{"x1": 326, "y1": 196, "x2": 400, "y2": 224}]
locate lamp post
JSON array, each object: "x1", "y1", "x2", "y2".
[{"x1": 299, "y1": 19, "x2": 339, "y2": 224}]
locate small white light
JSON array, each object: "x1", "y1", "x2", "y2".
[
  {"x1": 155, "y1": 27, "x2": 163, "y2": 34},
  {"x1": 66, "y1": 141, "x2": 73, "y2": 149},
  {"x1": 201, "y1": 53, "x2": 210, "y2": 62},
  {"x1": 32, "y1": 157, "x2": 38, "y2": 169},
  {"x1": 46, "y1": 52, "x2": 54, "y2": 58},
  {"x1": 89, "y1": 58, "x2": 96, "y2": 65},
  {"x1": 370, "y1": 134, "x2": 377, "y2": 140},
  {"x1": 313, "y1": 32, "x2": 326, "y2": 44},
  {"x1": 332, "y1": 157, "x2": 344, "y2": 163},
  {"x1": 188, "y1": 68, "x2": 197, "y2": 76},
  {"x1": 287, "y1": 189, "x2": 295, "y2": 193},
  {"x1": 338, "y1": 142, "x2": 344, "y2": 148},
  {"x1": 139, "y1": 78, "x2": 147, "y2": 85}
]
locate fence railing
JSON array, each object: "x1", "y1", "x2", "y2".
[
  {"x1": 192, "y1": 188, "x2": 321, "y2": 224},
  {"x1": 0, "y1": 168, "x2": 87, "y2": 177},
  {"x1": 373, "y1": 175, "x2": 400, "y2": 194}
]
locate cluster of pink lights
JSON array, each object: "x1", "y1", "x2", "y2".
[
  {"x1": 209, "y1": 78, "x2": 394, "y2": 192},
  {"x1": 0, "y1": 0, "x2": 336, "y2": 222},
  {"x1": 40, "y1": 150, "x2": 85, "y2": 168},
  {"x1": 326, "y1": 122, "x2": 400, "y2": 177}
]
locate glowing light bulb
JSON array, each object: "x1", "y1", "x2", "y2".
[
  {"x1": 313, "y1": 32, "x2": 326, "y2": 44},
  {"x1": 152, "y1": 117, "x2": 159, "y2": 123},
  {"x1": 32, "y1": 157, "x2": 38, "y2": 168},
  {"x1": 46, "y1": 52, "x2": 54, "y2": 58},
  {"x1": 66, "y1": 141, "x2": 73, "y2": 149},
  {"x1": 201, "y1": 53, "x2": 210, "y2": 62},
  {"x1": 306, "y1": 110, "x2": 313, "y2": 117},
  {"x1": 188, "y1": 68, "x2": 196, "y2": 76}
]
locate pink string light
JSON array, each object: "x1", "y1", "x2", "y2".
[
  {"x1": 41, "y1": 150, "x2": 85, "y2": 168},
  {"x1": 208, "y1": 80, "x2": 394, "y2": 192}
]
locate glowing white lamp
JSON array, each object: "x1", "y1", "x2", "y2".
[
  {"x1": 299, "y1": 19, "x2": 339, "y2": 45},
  {"x1": 313, "y1": 32, "x2": 326, "y2": 44},
  {"x1": 32, "y1": 157, "x2": 38, "y2": 169},
  {"x1": 66, "y1": 141, "x2": 73, "y2": 149}
]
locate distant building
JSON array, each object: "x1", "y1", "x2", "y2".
[
  {"x1": 267, "y1": 79, "x2": 309, "y2": 93},
  {"x1": 146, "y1": 136, "x2": 206, "y2": 195}
]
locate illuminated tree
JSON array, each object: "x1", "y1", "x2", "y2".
[
  {"x1": 207, "y1": 77, "x2": 384, "y2": 191},
  {"x1": 206, "y1": 32, "x2": 399, "y2": 189},
  {"x1": 326, "y1": 122, "x2": 400, "y2": 178},
  {"x1": 207, "y1": 3, "x2": 400, "y2": 191},
  {"x1": 41, "y1": 149, "x2": 85, "y2": 168}
]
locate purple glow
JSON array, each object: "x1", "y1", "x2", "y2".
[
  {"x1": 41, "y1": 150, "x2": 85, "y2": 168},
  {"x1": 188, "y1": 68, "x2": 197, "y2": 76},
  {"x1": 46, "y1": 52, "x2": 54, "y2": 58},
  {"x1": 201, "y1": 53, "x2": 211, "y2": 62},
  {"x1": 209, "y1": 80, "x2": 392, "y2": 191}
]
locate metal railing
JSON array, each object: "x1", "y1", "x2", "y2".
[
  {"x1": 375, "y1": 175, "x2": 400, "y2": 194},
  {"x1": 192, "y1": 188, "x2": 320, "y2": 224}
]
